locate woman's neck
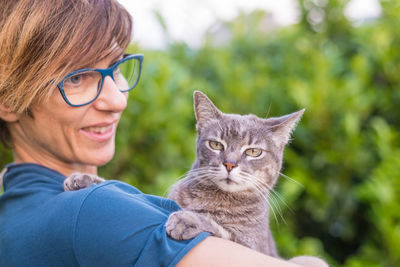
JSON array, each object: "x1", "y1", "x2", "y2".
[{"x1": 12, "y1": 149, "x2": 97, "y2": 177}]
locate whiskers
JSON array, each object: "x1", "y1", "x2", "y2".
[
  {"x1": 237, "y1": 171, "x2": 289, "y2": 225},
  {"x1": 168, "y1": 166, "x2": 221, "y2": 192},
  {"x1": 279, "y1": 172, "x2": 303, "y2": 187},
  {"x1": 163, "y1": 166, "x2": 221, "y2": 210},
  {"x1": 167, "y1": 166, "x2": 302, "y2": 227}
]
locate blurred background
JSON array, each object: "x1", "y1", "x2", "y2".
[{"x1": 1, "y1": 0, "x2": 399, "y2": 266}]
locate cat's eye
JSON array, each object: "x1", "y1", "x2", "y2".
[
  {"x1": 245, "y1": 148, "x2": 263, "y2": 157},
  {"x1": 209, "y1": 140, "x2": 224, "y2": 151}
]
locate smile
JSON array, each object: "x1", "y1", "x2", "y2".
[
  {"x1": 84, "y1": 125, "x2": 113, "y2": 134},
  {"x1": 81, "y1": 124, "x2": 115, "y2": 142}
]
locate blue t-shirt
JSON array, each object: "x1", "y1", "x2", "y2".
[{"x1": 0, "y1": 163, "x2": 210, "y2": 266}]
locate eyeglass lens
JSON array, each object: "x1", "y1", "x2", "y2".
[{"x1": 62, "y1": 57, "x2": 140, "y2": 106}]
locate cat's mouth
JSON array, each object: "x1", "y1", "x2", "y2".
[{"x1": 221, "y1": 177, "x2": 238, "y2": 185}]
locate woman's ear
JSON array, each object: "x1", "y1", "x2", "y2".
[{"x1": 0, "y1": 103, "x2": 18, "y2": 122}]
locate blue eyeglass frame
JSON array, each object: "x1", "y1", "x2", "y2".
[{"x1": 57, "y1": 53, "x2": 144, "y2": 107}]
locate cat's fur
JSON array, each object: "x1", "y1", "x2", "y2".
[
  {"x1": 64, "y1": 91, "x2": 328, "y2": 266},
  {"x1": 165, "y1": 91, "x2": 303, "y2": 256}
]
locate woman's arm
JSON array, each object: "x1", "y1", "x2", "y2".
[{"x1": 178, "y1": 236, "x2": 301, "y2": 267}]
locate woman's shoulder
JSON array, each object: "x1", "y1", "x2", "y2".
[
  {"x1": 66, "y1": 179, "x2": 181, "y2": 214},
  {"x1": 68, "y1": 180, "x2": 202, "y2": 267}
]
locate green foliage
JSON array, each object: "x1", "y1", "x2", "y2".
[{"x1": 1, "y1": 0, "x2": 399, "y2": 266}]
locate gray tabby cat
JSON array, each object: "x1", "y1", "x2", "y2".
[
  {"x1": 165, "y1": 92, "x2": 328, "y2": 266},
  {"x1": 165, "y1": 91, "x2": 301, "y2": 256},
  {"x1": 64, "y1": 91, "x2": 328, "y2": 266}
]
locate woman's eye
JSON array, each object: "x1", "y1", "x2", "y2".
[
  {"x1": 209, "y1": 141, "x2": 224, "y2": 151},
  {"x1": 245, "y1": 148, "x2": 262, "y2": 157},
  {"x1": 65, "y1": 74, "x2": 83, "y2": 85}
]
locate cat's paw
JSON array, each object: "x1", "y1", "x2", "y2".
[
  {"x1": 64, "y1": 173, "x2": 105, "y2": 191},
  {"x1": 165, "y1": 211, "x2": 207, "y2": 240}
]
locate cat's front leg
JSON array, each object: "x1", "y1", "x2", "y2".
[
  {"x1": 64, "y1": 173, "x2": 105, "y2": 191},
  {"x1": 166, "y1": 210, "x2": 231, "y2": 240}
]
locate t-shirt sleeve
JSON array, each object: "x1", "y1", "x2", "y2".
[{"x1": 73, "y1": 181, "x2": 210, "y2": 267}]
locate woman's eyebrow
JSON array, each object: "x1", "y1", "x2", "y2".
[{"x1": 90, "y1": 54, "x2": 122, "y2": 69}]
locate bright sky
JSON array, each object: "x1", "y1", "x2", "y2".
[{"x1": 118, "y1": 0, "x2": 381, "y2": 49}]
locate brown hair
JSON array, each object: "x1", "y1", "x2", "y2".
[{"x1": 0, "y1": 0, "x2": 133, "y2": 146}]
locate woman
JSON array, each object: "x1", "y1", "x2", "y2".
[{"x1": 0, "y1": 1, "x2": 303, "y2": 266}]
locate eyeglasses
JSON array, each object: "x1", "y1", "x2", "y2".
[{"x1": 57, "y1": 53, "x2": 144, "y2": 107}]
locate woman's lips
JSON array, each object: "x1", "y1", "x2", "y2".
[{"x1": 81, "y1": 124, "x2": 115, "y2": 142}]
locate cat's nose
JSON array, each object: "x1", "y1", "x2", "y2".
[{"x1": 223, "y1": 161, "x2": 237, "y2": 172}]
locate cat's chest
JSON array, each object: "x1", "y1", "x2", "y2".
[{"x1": 187, "y1": 198, "x2": 268, "y2": 225}]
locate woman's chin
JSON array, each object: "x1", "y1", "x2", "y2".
[{"x1": 84, "y1": 147, "x2": 115, "y2": 167}]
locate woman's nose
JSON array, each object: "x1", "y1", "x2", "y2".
[{"x1": 94, "y1": 76, "x2": 128, "y2": 112}]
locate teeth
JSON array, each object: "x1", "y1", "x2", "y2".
[{"x1": 85, "y1": 125, "x2": 112, "y2": 134}]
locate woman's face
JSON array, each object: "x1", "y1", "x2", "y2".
[{"x1": 9, "y1": 53, "x2": 129, "y2": 176}]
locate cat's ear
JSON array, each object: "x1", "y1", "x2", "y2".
[
  {"x1": 266, "y1": 109, "x2": 305, "y2": 145},
  {"x1": 193, "y1": 91, "x2": 222, "y2": 128}
]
